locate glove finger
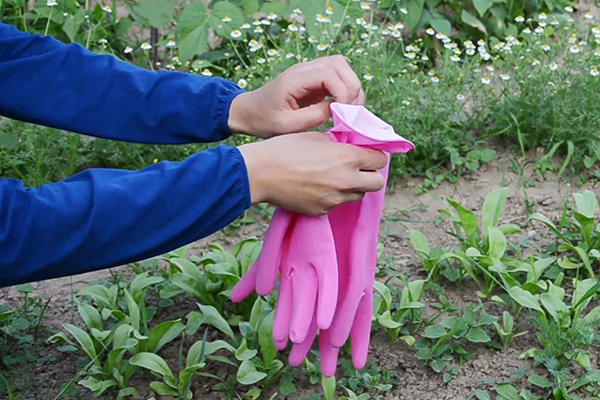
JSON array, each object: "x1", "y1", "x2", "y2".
[
  {"x1": 314, "y1": 218, "x2": 339, "y2": 331},
  {"x1": 289, "y1": 315, "x2": 318, "y2": 366},
  {"x1": 290, "y1": 266, "x2": 318, "y2": 343},
  {"x1": 273, "y1": 275, "x2": 293, "y2": 343},
  {"x1": 350, "y1": 287, "x2": 374, "y2": 370},
  {"x1": 230, "y1": 263, "x2": 258, "y2": 303},
  {"x1": 319, "y1": 329, "x2": 340, "y2": 378},
  {"x1": 256, "y1": 208, "x2": 295, "y2": 296},
  {"x1": 274, "y1": 337, "x2": 288, "y2": 351},
  {"x1": 329, "y1": 277, "x2": 364, "y2": 347}
]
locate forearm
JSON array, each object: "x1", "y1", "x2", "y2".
[
  {"x1": 0, "y1": 146, "x2": 250, "y2": 287},
  {"x1": 0, "y1": 22, "x2": 244, "y2": 144}
]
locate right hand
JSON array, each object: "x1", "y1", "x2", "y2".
[{"x1": 237, "y1": 131, "x2": 387, "y2": 216}]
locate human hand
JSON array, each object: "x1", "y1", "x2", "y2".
[
  {"x1": 228, "y1": 55, "x2": 364, "y2": 138},
  {"x1": 237, "y1": 131, "x2": 386, "y2": 215}
]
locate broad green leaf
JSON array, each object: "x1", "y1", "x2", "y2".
[
  {"x1": 466, "y1": 327, "x2": 491, "y2": 343},
  {"x1": 235, "y1": 339, "x2": 258, "y2": 361},
  {"x1": 198, "y1": 303, "x2": 237, "y2": 342},
  {"x1": 258, "y1": 311, "x2": 277, "y2": 367},
  {"x1": 373, "y1": 281, "x2": 393, "y2": 310},
  {"x1": 461, "y1": 9, "x2": 487, "y2": 34},
  {"x1": 528, "y1": 375, "x2": 553, "y2": 388},
  {"x1": 78, "y1": 304, "x2": 103, "y2": 332},
  {"x1": 406, "y1": 0, "x2": 425, "y2": 30},
  {"x1": 237, "y1": 359, "x2": 267, "y2": 385},
  {"x1": 377, "y1": 311, "x2": 403, "y2": 329},
  {"x1": 487, "y1": 226, "x2": 507, "y2": 259},
  {"x1": 573, "y1": 279, "x2": 599, "y2": 313},
  {"x1": 210, "y1": 1, "x2": 244, "y2": 38},
  {"x1": 322, "y1": 375, "x2": 336, "y2": 400},
  {"x1": 242, "y1": 0, "x2": 259, "y2": 15},
  {"x1": 78, "y1": 377, "x2": 117, "y2": 396},
  {"x1": 78, "y1": 285, "x2": 116, "y2": 309},
  {"x1": 130, "y1": 353, "x2": 174, "y2": 379},
  {"x1": 508, "y1": 287, "x2": 542, "y2": 312},
  {"x1": 540, "y1": 293, "x2": 568, "y2": 323},
  {"x1": 179, "y1": 25, "x2": 209, "y2": 63},
  {"x1": 473, "y1": 0, "x2": 494, "y2": 16},
  {"x1": 447, "y1": 199, "x2": 479, "y2": 245},
  {"x1": 62, "y1": 18, "x2": 79, "y2": 42},
  {"x1": 409, "y1": 229, "x2": 430, "y2": 257},
  {"x1": 430, "y1": 18, "x2": 451, "y2": 36},
  {"x1": 148, "y1": 320, "x2": 185, "y2": 353},
  {"x1": 259, "y1": 1, "x2": 289, "y2": 16},
  {"x1": 249, "y1": 297, "x2": 264, "y2": 330},
  {"x1": 133, "y1": 0, "x2": 173, "y2": 28},
  {"x1": 573, "y1": 190, "x2": 598, "y2": 219},
  {"x1": 63, "y1": 323, "x2": 97, "y2": 361},
  {"x1": 495, "y1": 383, "x2": 523, "y2": 400},
  {"x1": 482, "y1": 187, "x2": 508, "y2": 238},
  {"x1": 124, "y1": 290, "x2": 140, "y2": 331},
  {"x1": 203, "y1": 340, "x2": 236, "y2": 356},
  {"x1": 129, "y1": 273, "x2": 164, "y2": 301},
  {"x1": 575, "y1": 351, "x2": 591, "y2": 370},
  {"x1": 423, "y1": 324, "x2": 447, "y2": 339},
  {"x1": 569, "y1": 370, "x2": 600, "y2": 393},
  {"x1": 185, "y1": 311, "x2": 204, "y2": 335},
  {"x1": 474, "y1": 389, "x2": 491, "y2": 400},
  {"x1": 528, "y1": 257, "x2": 555, "y2": 282},
  {"x1": 149, "y1": 381, "x2": 177, "y2": 396},
  {"x1": 498, "y1": 224, "x2": 521, "y2": 236}
]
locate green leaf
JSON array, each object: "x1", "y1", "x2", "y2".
[
  {"x1": 528, "y1": 374, "x2": 553, "y2": 388},
  {"x1": 133, "y1": 0, "x2": 173, "y2": 28},
  {"x1": 474, "y1": 389, "x2": 491, "y2": 400},
  {"x1": 241, "y1": 0, "x2": 259, "y2": 15},
  {"x1": 406, "y1": 0, "x2": 425, "y2": 30},
  {"x1": 423, "y1": 324, "x2": 447, "y2": 339},
  {"x1": 62, "y1": 17, "x2": 79, "y2": 42},
  {"x1": 540, "y1": 293, "x2": 568, "y2": 323},
  {"x1": 461, "y1": 9, "x2": 487, "y2": 34},
  {"x1": 573, "y1": 190, "x2": 597, "y2": 219},
  {"x1": 482, "y1": 187, "x2": 508, "y2": 238},
  {"x1": 473, "y1": 0, "x2": 494, "y2": 17},
  {"x1": 430, "y1": 18, "x2": 451, "y2": 36},
  {"x1": 528, "y1": 213, "x2": 570, "y2": 243},
  {"x1": 373, "y1": 281, "x2": 393, "y2": 310},
  {"x1": 447, "y1": 199, "x2": 479, "y2": 245},
  {"x1": 179, "y1": 25, "x2": 209, "y2": 63},
  {"x1": 508, "y1": 287, "x2": 542, "y2": 312},
  {"x1": 259, "y1": 1, "x2": 289, "y2": 16},
  {"x1": 409, "y1": 229, "x2": 430, "y2": 257},
  {"x1": 78, "y1": 303, "x2": 103, "y2": 332},
  {"x1": 487, "y1": 226, "x2": 507, "y2": 259},
  {"x1": 322, "y1": 376, "x2": 336, "y2": 400},
  {"x1": 130, "y1": 353, "x2": 175, "y2": 379},
  {"x1": 235, "y1": 339, "x2": 258, "y2": 361},
  {"x1": 124, "y1": 290, "x2": 140, "y2": 331},
  {"x1": 237, "y1": 359, "x2": 267, "y2": 385},
  {"x1": 149, "y1": 381, "x2": 177, "y2": 396},
  {"x1": 495, "y1": 383, "x2": 523, "y2": 400},
  {"x1": 63, "y1": 323, "x2": 97, "y2": 361},
  {"x1": 147, "y1": 320, "x2": 185, "y2": 354},
  {"x1": 78, "y1": 377, "x2": 117, "y2": 396},
  {"x1": 569, "y1": 370, "x2": 600, "y2": 393},
  {"x1": 466, "y1": 327, "x2": 491, "y2": 343},
  {"x1": 258, "y1": 311, "x2": 277, "y2": 367},
  {"x1": 198, "y1": 303, "x2": 237, "y2": 343},
  {"x1": 210, "y1": 1, "x2": 244, "y2": 37}
]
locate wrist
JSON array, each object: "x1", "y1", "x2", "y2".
[
  {"x1": 228, "y1": 92, "x2": 252, "y2": 135},
  {"x1": 237, "y1": 141, "x2": 269, "y2": 205}
]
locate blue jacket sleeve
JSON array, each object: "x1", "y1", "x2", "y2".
[
  {"x1": 0, "y1": 22, "x2": 244, "y2": 144},
  {"x1": 0, "y1": 145, "x2": 251, "y2": 287}
]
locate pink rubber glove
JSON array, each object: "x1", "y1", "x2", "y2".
[
  {"x1": 287, "y1": 103, "x2": 414, "y2": 376},
  {"x1": 230, "y1": 208, "x2": 338, "y2": 345}
]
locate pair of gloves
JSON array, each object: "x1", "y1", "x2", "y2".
[{"x1": 231, "y1": 103, "x2": 414, "y2": 376}]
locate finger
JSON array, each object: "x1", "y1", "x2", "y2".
[
  {"x1": 353, "y1": 147, "x2": 388, "y2": 171},
  {"x1": 292, "y1": 67, "x2": 352, "y2": 105},
  {"x1": 256, "y1": 208, "x2": 294, "y2": 296},
  {"x1": 314, "y1": 223, "x2": 339, "y2": 330},
  {"x1": 230, "y1": 263, "x2": 258, "y2": 303},
  {"x1": 282, "y1": 100, "x2": 333, "y2": 133},
  {"x1": 290, "y1": 266, "x2": 318, "y2": 343},
  {"x1": 319, "y1": 329, "x2": 340, "y2": 377},
  {"x1": 274, "y1": 337, "x2": 288, "y2": 351},
  {"x1": 273, "y1": 274, "x2": 293, "y2": 344},
  {"x1": 349, "y1": 171, "x2": 385, "y2": 193},
  {"x1": 302, "y1": 56, "x2": 363, "y2": 104},
  {"x1": 289, "y1": 315, "x2": 318, "y2": 366},
  {"x1": 350, "y1": 288, "x2": 374, "y2": 370}
]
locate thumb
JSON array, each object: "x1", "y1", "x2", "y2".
[{"x1": 284, "y1": 100, "x2": 333, "y2": 133}]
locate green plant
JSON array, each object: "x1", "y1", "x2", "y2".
[{"x1": 493, "y1": 310, "x2": 528, "y2": 351}]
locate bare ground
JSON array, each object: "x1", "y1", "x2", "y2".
[{"x1": 2, "y1": 149, "x2": 597, "y2": 400}]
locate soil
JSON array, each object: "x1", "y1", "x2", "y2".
[{"x1": 1, "y1": 148, "x2": 598, "y2": 400}]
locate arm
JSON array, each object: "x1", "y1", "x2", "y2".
[
  {"x1": 0, "y1": 145, "x2": 250, "y2": 287},
  {"x1": 0, "y1": 22, "x2": 244, "y2": 145}
]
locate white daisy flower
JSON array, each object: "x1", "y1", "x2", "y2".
[
  {"x1": 237, "y1": 79, "x2": 248, "y2": 88},
  {"x1": 231, "y1": 30, "x2": 242, "y2": 39},
  {"x1": 570, "y1": 44, "x2": 580, "y2": 54},
  {"x1": 325, "y1": 6, "x2": 334, "y2": 15},
  {"x1": 364, "y1": 73, "x2": 374, "y2": 81},
  {"x1": 317, "y1": 43, "x2": 329, "y2": 51},
  {"x1": 267, "y1": 48, "x2": 278, "y2": 56},
  {"x1": 539, "y1": 12, "x2": 547, "y2": 20},
  {"x1": 140, "y1": 42, "x2": 152, "y2": 50},
  {"x1": 456, "y1": 93, "x2": 466, "y2": 101},
  {"x1": 431, "y1": 76, "x2": 440, "y2": 83},
  {"x1": 585, "y1": 12, "x2": 594, "y2": 20},
  {"x1": 241, "y1": 23, "x2": 251, "y2": 29},
  {"x1": 201, "y1": 69, "x2": 212, "y2": 76},
  {"x1": 481, "y1": 76, "x2": 491, "y2": 85},
  {"x1": 549, "y1": 62, "x2": 558, "y2": 71},
  {"x1": 501, "y1": 73, "x2": 510, "y2": 81},
  {"x1": 426, "y1": 28, "x2": 435, "y2": 35},
  {"x1": 101, "y1": 5, "x2": 112, "y2": 13},
  {"x1": 515, "y1": 15, "x2": 525, "y2": 23}
]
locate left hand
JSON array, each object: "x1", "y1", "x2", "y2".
[{"x1": 228, "y1": 55, "x2": 364, "y2": 138}]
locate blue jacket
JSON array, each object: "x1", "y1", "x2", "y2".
[{"x1": 0, "y1": 22, "x2": 251, "y2": 287}]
